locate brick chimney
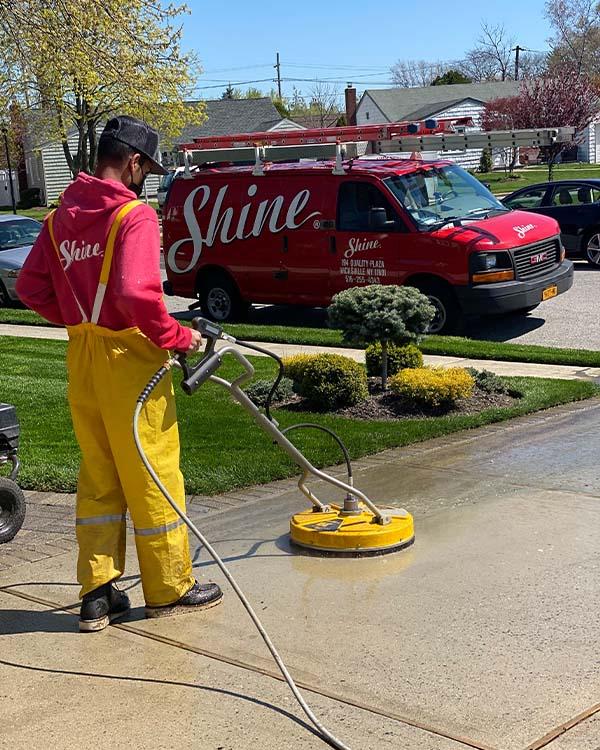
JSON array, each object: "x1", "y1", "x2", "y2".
[{"x1": 345, "y1": 84, "x2": 357, "y2": 126}]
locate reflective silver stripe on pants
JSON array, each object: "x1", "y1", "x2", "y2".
[
  {"x1": 134, "y1": 517, "x2": 185, "y2": 537},
  {"x1": 76, "y1": 513, "x2": 127, "y2": 526}
]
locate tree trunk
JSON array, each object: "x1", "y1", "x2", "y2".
[
  {"x1": 88, "y1": 118, "x2": 98, "y2": 174},
  {"x1": 56, "y1": 108, "x2": 75, "y2": 178},
  {"x1": 381, "y1": 340, "x2": 388, "y2": 391}
]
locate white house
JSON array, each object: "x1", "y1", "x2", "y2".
[
  {"x1": 23, "y1": 98, "x2": 304, "y2": 206},
  {"x1": 356, "y1": 82, "x2": 598, "y2": 167}
]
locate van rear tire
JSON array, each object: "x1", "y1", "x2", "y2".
[{"x1": 198, "y1": 272, "x2": 248, "y2": 323}]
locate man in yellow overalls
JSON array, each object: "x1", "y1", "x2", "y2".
[{"x1": 17, "y1": 116, "x2": 223, "y2": 631}]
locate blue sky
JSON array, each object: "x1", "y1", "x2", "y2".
[{"x1": 180, "y1": 0, "x2": 553, "y2": 102}]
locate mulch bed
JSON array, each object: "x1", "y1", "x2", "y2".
[{"x1": 275, "y1": 379, "x2": 519, "y2": 421}]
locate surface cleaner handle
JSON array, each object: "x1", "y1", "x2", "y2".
[{"x1": 180, "y1": 350, "x2": 223, "y2": 395}]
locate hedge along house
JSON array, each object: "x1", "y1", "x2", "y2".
[
  {"x1": 355, "y1": 81, "x2": 600, "y2": 168},
  {"x1": 22, "y1": 98, "x2": 303, "y2": 206}
]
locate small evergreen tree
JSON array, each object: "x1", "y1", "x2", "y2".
[
  {"x1": 328, "y1": 285, "x2": 435, "y2": 390},
  {"x1": 479, "y1": 148, "x2": 493, "y2": 174}
]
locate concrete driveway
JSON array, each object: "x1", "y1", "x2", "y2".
[{"x1": 2, "y1": 399, "x2": 600, "y2": 749}]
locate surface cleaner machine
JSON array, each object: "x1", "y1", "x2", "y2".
[{"x1": 133, "y1": 318, "x2": 414, "y2": 750}]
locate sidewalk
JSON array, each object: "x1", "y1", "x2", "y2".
[
  {"x1": 2, "y1": 396, "x2": 600, "y2": 749},
  {"x1": 3, "y1": 322, "x2": 600, "y2": 382}
]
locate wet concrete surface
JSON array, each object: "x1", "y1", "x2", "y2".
[{"x1": 2, "y1": 399, "x2": 600, "y2": 749}]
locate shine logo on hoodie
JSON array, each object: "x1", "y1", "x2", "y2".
[{"x1": 58, "y1": 239, "x2": 104, "y2": 270}]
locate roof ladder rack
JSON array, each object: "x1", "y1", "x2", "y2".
[{"x1": 177, "y1": 119, "x2": 576, "y2": 175}]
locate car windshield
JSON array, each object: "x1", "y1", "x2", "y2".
[
  {"x1": 0, "y1": 218, "x2": 42, "y2": 249},
  {"x1": 384, "y1": 164, "x2": 506, "y2": 230}
]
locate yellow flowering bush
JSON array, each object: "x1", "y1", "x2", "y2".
[
  {"x1": 389, "y1": 367, "x2": 474, "y2": 407},
  {"x1": 282, "y1": 354, "x2": 318, "y2": 383}
]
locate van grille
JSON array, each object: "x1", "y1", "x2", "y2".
[{"x1": 512, "y1": 238, "x2": 560, "y2": 280}]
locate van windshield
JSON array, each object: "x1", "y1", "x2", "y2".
[
  {"x1": 384, "y1": 164, "x2": 506, "y2": 230},
  {"x1": 159, "y1": 172, "x2": 175, "y2": 191}
]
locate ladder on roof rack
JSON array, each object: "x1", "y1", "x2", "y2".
[{"x1": 176, "y1": 119, "x2": 576, "y2": 176}]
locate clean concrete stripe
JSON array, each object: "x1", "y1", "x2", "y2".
[
  {"x1": 76, "y1": 513, "x2": 126, "y2": 526},
  {"x1": 133, "y1": 517, "x2": 185, "y2": 536}
]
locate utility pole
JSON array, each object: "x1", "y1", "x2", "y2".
[
  {"x1": 1, "y1": 126, "x2": 16, "y2": 215},
  {"x1": 514, "y1": 45, "x2": 522, "y2": 81},
  {"x1": 274, "y1": 52, "x2": 282, "y2": 99}
]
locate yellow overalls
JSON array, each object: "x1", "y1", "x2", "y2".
[{"x1": 47, "y1": 201, "x2": 195, "y2": 606}]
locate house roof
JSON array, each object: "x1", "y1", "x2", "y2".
[
  {"x1": 24, "y1": 97, "x2": 291, "y2": 152},
  {"x1": 290, "y1": 112, "x2": 344, "y2": 129},
  {"x1": 361, "y1": 81, "x2": 522, "y2": 122},
  {"x1": 173, "y1": 97, "x2": 289, "y2": 144}
]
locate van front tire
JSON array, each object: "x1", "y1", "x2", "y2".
[
  {"x1": 414, "y1": 281, "x2": 461, "y2": 335},
  {"x1": 198, "y1": 272, "x2": 248, "y2": 323}
]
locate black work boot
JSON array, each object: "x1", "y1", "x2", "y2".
[
  {"x1": 145, "y1": 579, "x2": 223, "y2": 619},
  {"x1": 79, "y1": 581, "x2": 131, "y2": 632}
]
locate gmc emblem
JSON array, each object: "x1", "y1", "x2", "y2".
[{"x1": 530, "y1": 251, "x2": 549, "y2": 265}]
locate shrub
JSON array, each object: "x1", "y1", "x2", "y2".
[
  {"x1": 478, "y1": 148, "x2": 493, "y2": 173},
  {"x1": 328, "y1": 284, "x2": 435, "y2": 389},
  {"x1": 365, "y1": 342, "x2": 423, "y2": 377},
  {"x1": 244, "y1": 377, "x2": 294, "y2": 407},
  {"x1": 389, "y1": 367, "x2": 474, "y2": 407},
  {"x1": 281, "y1": 354, "x2": 315, "y2": 386},
  {"x1": 298, "y1": 353, "x2": 368, "y2": 410},
  {"x1": 466, "y1": 367, "x2": 508, "y2": 395},
  {"x1": 17, "y1": 187, "x2": 43, "y2": 209}
]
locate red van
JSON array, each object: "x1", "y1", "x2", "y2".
[{"x1": 162, "y1": 158, "x2": 573, "y2": 333}]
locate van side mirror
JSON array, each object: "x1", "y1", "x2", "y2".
[{"x1": 368, "y1": 207, "x2": 394, "y2": 231}]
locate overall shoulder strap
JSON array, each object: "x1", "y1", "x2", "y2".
[
  {"x1": 91, "y1": 199, "x2": 144, "y2": 325},
  {"x1": 46, "y1": 210, "x2": 89, "y2": 323}
]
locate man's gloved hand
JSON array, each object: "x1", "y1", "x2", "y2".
[{"x1": 187, "y1": 328, "x2": 203, "y2": 353}]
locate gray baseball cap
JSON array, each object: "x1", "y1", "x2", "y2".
[{"x1": 100, "y1": 115, "x2": 167, "y2": 175}]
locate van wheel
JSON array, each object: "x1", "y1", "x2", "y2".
[
  {"x1": 414, "y1": 282, "x2": 461, "y2": 335},
  {"x1": 0, "y1": 477, "x2": 26, "y2": 544},
  {"x1": 198, "y1": 272, "x2": 248, "y2": 322}
]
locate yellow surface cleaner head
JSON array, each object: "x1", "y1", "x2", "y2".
[{"x1": 290, "y1": 503, "x2": 415, "y2": 556}]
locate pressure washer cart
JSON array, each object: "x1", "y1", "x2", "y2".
[{"x1": 0, "y1": 403, "x2": 26, "y2": 543}]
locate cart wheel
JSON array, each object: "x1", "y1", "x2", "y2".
[{"x1": 0, "y1": 476, "x2": 26, "y2": 544}]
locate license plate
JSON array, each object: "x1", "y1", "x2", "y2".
[{"x1": 542, "y1": 285, "x2": 558, "y2": 301}]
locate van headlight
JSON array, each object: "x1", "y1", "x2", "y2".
[{"x1": 471, "y1": 252, "x2": 514, "y2": 283}]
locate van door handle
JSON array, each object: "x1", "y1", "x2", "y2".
[
  {"x1": 274, "y1": 269, "x2": 288, "y2": 280},
  {"x1": 282, "y1": 236, "x2": 288, "y2": 253},
  {"x1": 329, "y1": 236, "x2": 336, "y2": 254}
]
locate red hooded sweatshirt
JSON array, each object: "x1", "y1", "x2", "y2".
[{"x1": 16, "y1": 173, "x2": 192, "y2": 351}]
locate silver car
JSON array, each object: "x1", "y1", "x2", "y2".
[{"x1": 0, "y1": 215, "x2": 42, "y2": 305}]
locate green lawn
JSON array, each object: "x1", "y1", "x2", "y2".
[
  {"x1": 1, "y1": 336, "x2": 597, "y2": 495},
  {"x1": 3, "y1": 307, "x2": 600, "y2": 367},
  {"x1": 474, "y1": 163, "x2": 600, "y2": 195}
]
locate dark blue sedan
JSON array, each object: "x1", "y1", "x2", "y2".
[{"x1": 503, "y1": 179, "x2": 600, "y2": 267}]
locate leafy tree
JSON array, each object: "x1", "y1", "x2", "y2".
[
  {"x1": 222, "y1": 85, "x2": 243, "y2": 99},
  {"x1": 546, "y1": 0, "x2": 600, "y2": 74},
  {"x1": 482, "y1": 68, "x2": 600, "y2": 179},
  {"x1": 328, "y1": 285, "x2": 435, "y2": 390},
  {"x1": 0, "y1": 0, "x2": 203, "y2": 177},
  {"x1": 431, "y1": 70, "x2": 472, "y2": 85}
]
